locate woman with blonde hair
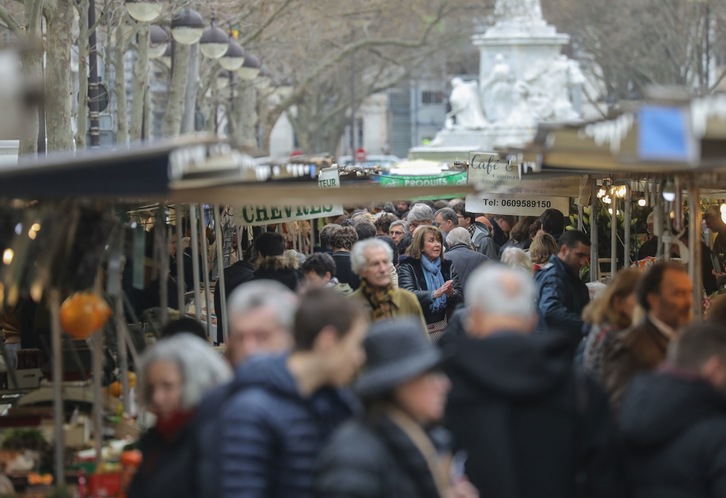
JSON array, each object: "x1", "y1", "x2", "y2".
[
  {"x1": 399, "y1": 226, "x2": 463, "y2": 341},
  {"x1": 582, "y1": 268, "x2": 641, "y2": 379},
  {"x1": 529, "y1": 233, "x2": 559, "y2": 271}
]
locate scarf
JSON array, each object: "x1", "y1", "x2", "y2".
[
  {"x1": 375, "y1": 408, "x2": 452, "y2": 498},
  {"x1": 360, "y1": 279, "x2": 396, "y2": 321},
  {"x1": 420, "y1": 257, "x2": 447, "y2": 313},
  {"x1": 155, "y1": 409, "x2": 195, "y2": 441}
]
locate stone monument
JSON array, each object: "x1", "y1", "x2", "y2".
[{"x1": 413, "y1": 0, "x2": 584, "y2": 159}]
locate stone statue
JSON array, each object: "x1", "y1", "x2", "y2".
[
  {"x1": 481, "y1": 54, "x2": 514, "y2": 123},
  {"x1": 505, "y1": 81, "x2": 537, "y2": 128},
  {"x1": 525, "y1": 55, "x2": 580, "y2": 121},
  {"x1": 495, "y1": 0, "x2": 543, "y2": 22},
  {"x1": 446, "y1": 77, "x2": 489, "y2": 129}
]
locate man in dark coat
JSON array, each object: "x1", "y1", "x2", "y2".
[
  {"x1": 619, "y1": 322, "x2": 726, "y2": 498},
  {"x1": 212, "y1": 289, "x2": 367, "y2": 498},
  {"x1": 331, "y1": 226, "x2": 361, "y2": 290},
  {"x1": 602, "y1": 261, "x2": 693, "y2": 409},
  {"x1": 444, "y1": 227, "x2": 489, "y2": 292},
  {"x1": 252, "y1": 232, "x2": 300, "y2": 290},
  {"x1": 443, "y1": 264, "x2": 628, "y2": 498},
  {"x1": 534, "y1": 229, "x2": 591, "y2": 346}
]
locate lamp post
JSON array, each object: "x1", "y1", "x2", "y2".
[
  {"x1": 171, "y1": 8, "x2": 205, "y2": 45},
  {"x1": 219, "y1": 40, "x2": 246, "y2": 71},
  {"x1": 199, "y1": 23, "x2": 230, "y2": 60},
  {"x1": 148, "y1": 25, "x2": 169, "y2": 60},
  {"x1": 124, "y1": 0, "x2": 162, "y2": 23}
]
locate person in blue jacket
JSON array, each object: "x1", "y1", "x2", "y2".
[
  {"x1": 212, "y1": 287, "x2": 367, "y2": 498},
  {"x1": 534, "y1": 229, "x2": 591, "y2": 348}
]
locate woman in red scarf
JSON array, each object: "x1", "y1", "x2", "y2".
[{"x1": 128, "y1": 333, "x2": 231, "y2": 498}]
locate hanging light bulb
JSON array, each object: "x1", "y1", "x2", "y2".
[
  {"x1": 602, "y1": 194, "x2": 612, "y2": 204},
  {"x1": 720, "y1": 203, "x2": 726, "y2": 224},
  {"x1": 637, "y1": 198, "x2": 647, "y2": 207},
  {"x1": 662, "y1": 179, "x2": 676, "y2": 202}
]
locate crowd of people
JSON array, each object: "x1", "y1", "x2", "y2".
[{"x1": 127, "y1": 200, "x2": 726, "y2": 498}]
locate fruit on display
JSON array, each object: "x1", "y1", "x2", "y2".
[{"x1": 59, "y1": 292, "x2": 112, "y2": 339}]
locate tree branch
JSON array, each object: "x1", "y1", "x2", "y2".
[
  {"x1": 0, "y1": 4, "x2": 22, "y2": 34},
  {"x1": 239, "y1": 0, "x2": 298, "y2": 46}
]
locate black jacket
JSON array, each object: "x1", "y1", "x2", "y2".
[
  {"x1": 209, "y1": 355, "x2": 356, "y2": 498},
  {"x1": 398, "y1": 257, "x2": 463, "y2": 324},
  {"x1": 128, "y1": 421, "x2": 198, "y2": 498},
  {"x1": 442, "y1": 332, "x2": 628, "y2": 498},
  {"x1": 535, "y1": 255, "x2": 590, "y2": 345},
  {"x1": 214, "y1": 260, "x2": 255, "y2": 341},
  {"x1": 620, "y1": 370, "x2": 726, "y2": 498},
  {"x1": 444, "y1": 244, "x2": 489, "y2": 292},
  {"x1": 332, "y1": 251, "x2": 361, "y2": 290},
  {"x1": 253, "y1": 255, "x2": 300, "y2": 291},
  {"x1": 315, "y1": 414, "x2": 449, "y2": 498}
]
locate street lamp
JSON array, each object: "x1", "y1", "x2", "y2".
[
  {"x1": 148, "y1": 25, "x2": 169, "y2": 59},
  {"x1": 237, "y1": 53, "x2": 261, "y2": 80},
  {"x1": 255, "y1": 68, "x2": 272, "y2": 89},
  {"x1": 199, "y1": 23, "x2": 229, "y2": 59},
  {"x1": 219, "y1": 40, "x2": 246, "y2": 71},
  {"x1": 124, "y1": 0, "x2": 162, "y2": 23},
  {"x1": 159, "y1": 43, "x2": 172, "y2": 67},
  {"x1": 171, "y1": 8, "x2": 205, "y2": 45}
]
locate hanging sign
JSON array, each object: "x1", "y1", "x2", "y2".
[
  {"x1": 467, "y1": 152, "x2": 581, "y2": 196},
  {"x1": 234, "y1": 167, "x2": 344, "y2": 226},
  {"x1": 465, "y1": 193, "x2": 570, "y2": 216},
  {"x1": 378, "y1": 171, "x2": 468, "y2": 188}
]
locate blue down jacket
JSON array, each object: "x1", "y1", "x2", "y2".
[
  {"x1": 198, "y1": 354, "x2": 356, "y2": 498},
  {"x1": 535, "y1": 255, "x2": 589, "y2": 346}
]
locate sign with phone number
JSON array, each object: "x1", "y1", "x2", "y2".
[{"x1": 465, "y1": 194, "x2": 569, "y2": 216}]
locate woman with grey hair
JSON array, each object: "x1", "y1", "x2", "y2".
[
  {"x1": 500, "y1": 247, "x2": 533, "y2": 274},
  {"x1": 128, "y1": 333, "x2": 231, "y2": 498}
]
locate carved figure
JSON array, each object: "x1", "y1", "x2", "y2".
[
  {"x1": 446, "y1": 77, "x2": 489, "y2": 129},
  {"x1": 481, "y1": 54, "x2": 514, "y2": 123},
  {"x1": 495, "y1": 0, "x2": 543, "y2": 22}
]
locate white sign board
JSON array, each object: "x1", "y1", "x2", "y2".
[
  {"x1": 465, "y1": 193, "x2": 570, "y2": 216},
  {"x1": 467, "y1": 152, "x2": 581, "y2": 197},
  {"x1": 235, "y1": 168, "x2": 344, "y2": 226}
]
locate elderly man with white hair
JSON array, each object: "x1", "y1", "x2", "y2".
[
  {"x1": 406, "y1": 203, "x2": 434, "y2": 234},
  {"x1": 225, "y1": 280, "x2": 299, "y2": 366},
  {"x1": 444, "y1": 227, "x2": 490, "y2": 292},
  {"x1": 442, "y1": 264, "x2": 627, "y2": 498},
  {"x1": 350, "y1": 238, "x2": 427, "y2": 332}
]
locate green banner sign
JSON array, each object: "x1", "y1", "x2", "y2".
[{"x1": 378, "y1": 172, "x2": 467, "y2": 188}]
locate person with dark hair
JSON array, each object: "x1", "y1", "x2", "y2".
[
  {"x1": 374, "y1": 213, "x2": 398, "y2": 237},
  {"x1": 252, "y1": 232, "x2": 300, "y2": 291},
  {"x1": 215, "y1": 288, "x2": 366, "y2": 498},
  {"x1": 395, "y1": 201, "x2": 411, "y2": 219},
  {"x1": 160, "y1": 316, "x2": 207, "y2": 341},
  {"x1": 619, "y1": 321, "x2": 726, "y2": 497},
  {"x1": 331, "y1": 226, "x2": 361, "y2": 290},
  {"x1": 315, "y1": 224, "x2": 341, "y2": 254},
  {"x1": 451, "y1": 204, "x2": 498, "y2": 260},
  {"x1": 213, "y1": 258, "x2": 256, "y2": 337},
  {"x1": 602, "y1": 261, "x2": 693, "y2": 409},
  {"x1": 300, "y1": 252, "x2": 353, "y2": 294},
  {"x1": 498, "y1": 216, "x2": 537, "y2": 255},
  {"x1": 398, "y1": 226, "x2": 463, "y2": 341},
  {"x1": 534, "y1": 229, "x2": 591, "y2": 347},
  {"x1": 707, "y1": 294, "x2": 726, "y2": 325},
  {"x1": 316, "y1": 319, "x2": 478, "y2": 498},
  {"x1": 539, "y1": 208, "x2": 566, "y2": 240},
  {"x1": 354, "y1": 220, "x2": 377, "y2": 241}
]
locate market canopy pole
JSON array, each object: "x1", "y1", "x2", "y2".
[
  {"x1": 189, "y1": 204, "x2": 202, "y2": 322},
  {"x1": 175, "y1": 206, "x2": 185, "y2": 313},
  {"x1": 624, "y1": 182, "x2": 632, "y2": 268},
  {"x1": 590, "y1": 178, "x2": 599, "y2": 282},
  {"x1": 198, "y1": 204, "x2": 212, "y2": 338},
  {"x1": 48, "y1": 289, "x2": 65, "y2": 485},
  {"x1": 213, "y1": 206, "x2": 228, "y2": 343},
  {"x1": 688, "y1": 182, "x2": 703, "y2": 320}
]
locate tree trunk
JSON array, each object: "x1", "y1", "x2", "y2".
[
  {"x1": 44, "y1": 0, "x2": 74, "y2": 152},
  {"x1": 230, "y1": 81, "x2": 257, "y2": 148},
  {"x1": 114, "y1": 26, "x2": 129, "y2": 145},
  {"x1": 162, "y1": 42, "x2": 190, "y2": 138},
  {"x1": 74, "y1": 0, "x2": 89, "y2": 149},
  {"x1": 129, "y1": 24, "x2": 149, "y2": 141},
  {"x1": 19, "y1": 49, "x2": 41, "y2": 156},
  {"x1": 181, "y1": 43, "x2": 199, "y2": 134}
]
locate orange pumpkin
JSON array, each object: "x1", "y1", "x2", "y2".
[
  {"x1": 59, "y1": 292, "x2": 112, "y2": 339},
  {"x1": 108, "y1": 381, "x2": 123, "y2": 397}
]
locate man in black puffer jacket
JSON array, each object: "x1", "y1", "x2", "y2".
[
  {"x1": 619, "y1": 322, "x2": 726, "y2": 498},
  {"x1": 534, "y1": 229, "x2": 591, "y2": 347},
  {"x1": 201, "y1": 288, "x2": 367, "y2": 498}
]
